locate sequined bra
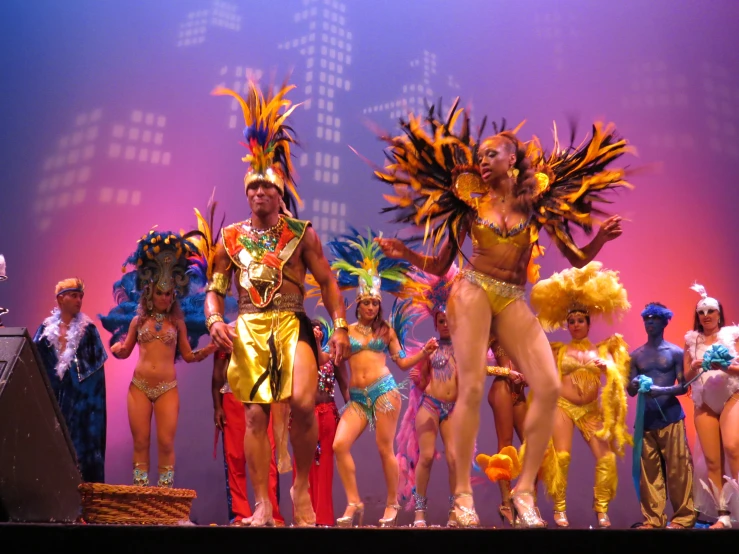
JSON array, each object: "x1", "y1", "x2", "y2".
[
  {"x1": 318, "y1": 360, "x2": 335, "y2": 396},
  {"x1": 560, "y1": 353, "x2": 601, "y2": 396},
  {"x1": 349, "y1": 335, "x2": 388, "y2": 355},
  {"x1": 471, "y1": 215, "x2": 533, "y2": 250},
  {"x1": 138, "y1": 326, "x2": 177, "y2": 345}
]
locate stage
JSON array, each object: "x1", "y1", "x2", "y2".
[{"x1": 2, "y1": 523, "x2": 737, "y2": 554}]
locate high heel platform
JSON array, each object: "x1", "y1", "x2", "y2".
[
  {"x1": 379, "y1": 504, "x2": 401, "y2": 528},
  {"x1": 452, "y1": 493, "x2": 480, "y2": 528},
  {"x1": 336, "y1": 502, "x2": 365, "y2": 528},
  {"x1": 553, "y1": 511, "x2": 569, "y2": 528},
  {"x1": 596, "y1": 512, "x2": 611, "y2": 528},
  {"x1": 511, "y1": 490, "x2": 546, "y2": 529},
  {"x1": 412, "y1": 489, "x2": 428, "y2": 528}
]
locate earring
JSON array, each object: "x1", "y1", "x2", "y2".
[
  {"x1": 146, "y1": 299, "x2": 153, "y2": 311},
  {"x1": 507, "y1": 167, "x2": 519, "y2": 179}
]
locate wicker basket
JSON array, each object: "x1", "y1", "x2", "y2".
[{"x1": 78, "y1": 483, "x2": 197, "y2": 525}]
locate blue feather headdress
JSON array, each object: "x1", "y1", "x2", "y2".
[
  {"x1": 640, "y1": 303, "x2": 673, "y2": 321},
  {"x1": 314, "y1": 316, "x2": 333, "y2": 353},
  {"x1": 389, "y1": 298, "x2": 421, "y2": 352},
  {"x1": 324, "y1": 227, "x2": 420, "y2": 302},
  {"x1": 411, "y1": 263, "x2": 459, "y2": 324}
]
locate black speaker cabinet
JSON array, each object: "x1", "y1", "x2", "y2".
[{"x1": 0, "y1": 327, "x2": 81, "y2": 522}]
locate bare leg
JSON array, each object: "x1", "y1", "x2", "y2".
[
  {"x1": 439, "y1": 415, "x2": 457, "y2": 525},
  {"x1": 492, "y1": 301, "x2": 560, "y2": 498},
  {"x1": 446, "y1": 279, "x2": 492, "y2": 522},
  {"x1": 720, "y1": 394, "x2": 739, "y2": 477},
  {"x1": 488, "y1": 378, "x2": 516, "y2": 523},
  {"x1": 244, "y1": 403, "x2": 273, "y2": 526},
  {"x1": 288, "y1": 341, "x2": 319, "y2": 525},
  {"x1": 694, "y1": 406, "x2": 725, "y2": 529},
  {"x1": 152, "y1": 388, "x2": 179, "y2": 486},
  {"x1": 128, "y1": 384, "x2": 153, "y2": 484},
  {"x1": 333, "y1": 406, "x2": 368, "y2": 520},
  {"x1": 375, "y1": 391, "x2": 402, "y2": 523},
  {"x1": 414, "y1": 404, "x2": 439, "y2": 526}
]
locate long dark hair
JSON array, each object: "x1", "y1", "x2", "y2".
[
  {"x1": 355, "y1": 300, "x2": 390, "y2": 342},
  {"x1": 497, "y1": 131, "x2": 538, "y2": 213},
  {"x1": 693, "y1": 302, "x2": 726, "y2": 333}
]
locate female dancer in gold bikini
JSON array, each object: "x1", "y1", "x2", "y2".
[
  {"x1": 375, "y1": 103, "x2": 633, "y2": 527},
  {"x1": 530, "y1": 262, "x2": 631, "y2": 528},
  {"x1": 102, "y1": 229, "x2": 216, "y2": 487}
]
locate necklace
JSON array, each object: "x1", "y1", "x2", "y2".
[
  {"x1": 151, "y1": 312, "x2": 165, "y2": 332},
  {"x1": 356, "y1": 322, "x2": 373, "y2": 336},
  {"x1": 241, "y1": 217, "x2": 284, "y2": 256}
]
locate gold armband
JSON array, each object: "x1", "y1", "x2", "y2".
[
  {"x1": 206, "y1": 313, "x2": 224, "y2": 331},
  {"x1": 206, "y1": 272, "x2": 231, "y2": 296},
  {"x1": 333, "y1": 317, "x2": 348, "y2": 331},
  {"x1": 486, "y1": 365, "x2": 510, "y2": 377}
]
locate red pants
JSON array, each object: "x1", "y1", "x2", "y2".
[
  {"x1": 293, "y1": 401, "x2": 338, "y2": 525},
  {"x1": 222, "y1": 392, "x2": 284, "y2": 523}
]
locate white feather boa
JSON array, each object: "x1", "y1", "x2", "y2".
[{"x1": 40, "y1": 308, "x2": 93, "y2": 379}]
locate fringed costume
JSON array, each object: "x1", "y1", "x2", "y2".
[
  {"x1": 34, "y1": 278, "x2": 107, "y2": 483},
  {"x1": 209, "y1": 81, "x2": 319, "y2": 406},
  {"x1": 320, "y1": 228, "x2": 419, "y2": 430},
  {"x1": 99, "y1": 228, "x2": 212, "y2": 487},
  {"x1": 396, "y1": 264, "x2": 460, "y2": 527},
  {"x1": 530, "y1": 261, "x2": 632, "y2": 526},
  {"x1": 685, "y1": 284, "x2": 739, "y2": 528}
]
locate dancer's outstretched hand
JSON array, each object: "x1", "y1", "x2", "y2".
[
  {"x1": 596, "y1": 215, "x2": 623, "y2": 242},
  {"x1": 374, "y1": 237, "x2": 408, "y2": 259}
]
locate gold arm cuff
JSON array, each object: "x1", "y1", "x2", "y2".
[
  {"x1": 487, "y1": 365, "x2": 511, "y2": 377},
  {"x1": 206, "y1": 272, "x2": 231, "y2": 296},
  {"x1": 333, "y1": 317, "x2": 348, "y2": 330},
  {"x1": 206, "y1": 313, "x2": 224, "y2": 332}
]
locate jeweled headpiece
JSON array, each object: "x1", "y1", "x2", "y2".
[
  {"x1": 212, "y1": 79, "x2": 302, "y2": 209},
  {"x1": 530, "y1": 261, "x2": 630, "y2": 331},
  {"x1": 325, "y1": 228, "x2": 418, "y2": 303},
  {"x1": 691, "y1": 283, "x2": 720, "y2": 312}
]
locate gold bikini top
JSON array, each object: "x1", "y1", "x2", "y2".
[
  {"x1": 559, "y1": 348, "x2": 601, "y2": 396},
  {"x1": 470, "y1": 215, "x2": 534, "y2": 250}
]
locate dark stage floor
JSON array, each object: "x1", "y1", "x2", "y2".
[{"x1": 2, "y1": 523, "x2": 738, "y2": 554}]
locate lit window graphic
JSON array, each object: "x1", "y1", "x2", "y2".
[
  {"x1": 176, "y1": 0, "x2": 241, "y2": 48},
  {"x1": 310, "y1": 198, "x2": 347, "y2": 244}
]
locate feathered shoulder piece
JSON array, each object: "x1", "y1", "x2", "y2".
[
  {"x1": 188, "y1": 188, "x2": 226, "y2": 282},
  {"x1": 528, "y1": 122, "x2": 635, "y2": 257},
  {"x1": 684, "y1": 330, "x2": 700, "y2": 351},
  {"x1": 411, "y1": 263, "x2": 459, "y2": 323},
  {"x1": 212, "y1": 78, "x2": 302, "y2": 208},
  {"x1": 389, "y1": 298, "x2": 422, "y2": 352},
  {"x1": 530, "y1": 261, "x2": 630, "y2": 331},
  {"x1": 373, "y1": 98, "x2": 483, "y2": 251},
  {"x1": 323, "y1": 227, "x2": 420, "y2": 302}
]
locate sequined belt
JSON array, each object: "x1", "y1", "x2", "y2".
[
  {"x1": 238, "y1": 293, "x2": 305, "y2": 314},
  {"x1": 458, "y1": 269, "x2": 526, "y2": 299}
]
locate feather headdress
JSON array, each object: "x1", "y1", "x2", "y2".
[
  {"x1": 212, "y1": 78, "x2": 303, "y2": 210},
  {"x1": 530, "y1": 261, "x2": 630, "y2": 331},
  {"x1": 324, "y1": 227, "x2": 419, "y2": 302},
  {"x1": 690, "y1": 282, "x2": 721, "y2": 312},
  {"x1": 411, "y1": 263, "x2": 459, "y2": 323}
]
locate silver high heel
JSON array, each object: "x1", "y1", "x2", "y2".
[
  {"x1": 511, "y1": 490, "x2": 546, "y2": 528},
  {"x1": 336, "y1": 502, "x2": 364, "y2": 528},
  {"x1": 412, "y1": 489, "x2": 428, "y2": 528},
  {"x1": 379, "y1": 504, "x2": 401, "y2": 528},
  {"x1": 452, "y1": 493, "x2": 480, "y2": 528}
]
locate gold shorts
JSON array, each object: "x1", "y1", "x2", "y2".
[
  {"x1": 457, "y1": 269, "x2": 525, "y2": 317},
  {"x1": 557, "y1": 396, "x2": 603, "y2": 442},
  {"x1": 227, "y1": 294, "x2": 316, "y2": 404}
]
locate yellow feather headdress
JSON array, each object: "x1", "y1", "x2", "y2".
[
  {"x1": 530, "y1": 261, "x2": 630, "y2": 331},
  {"x1": 212, "y1": 79, "x2": 303, "y2": 208}
]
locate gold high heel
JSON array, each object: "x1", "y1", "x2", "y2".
[
  {"x1": 553, "y1": 511, "x2": 569, "y2": 528},
  {"x1": 596, "y1": 512, "x2": 611, "y2": 528},
  {"x1": 452, "y1": 493, "x2": 480, "y2": 528},
  {"x1": 511, "y1": 490, "x2": 546, "y2": 528},
  {"x1": 336, "y1": 502, "x2": 364, "y2": 528},
  {"x1": 499, "y1": 504, "x2": 514, "y2": 526},
  {"x1": 379, "y1": 504, "x2": 401, "y2": 528}
]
